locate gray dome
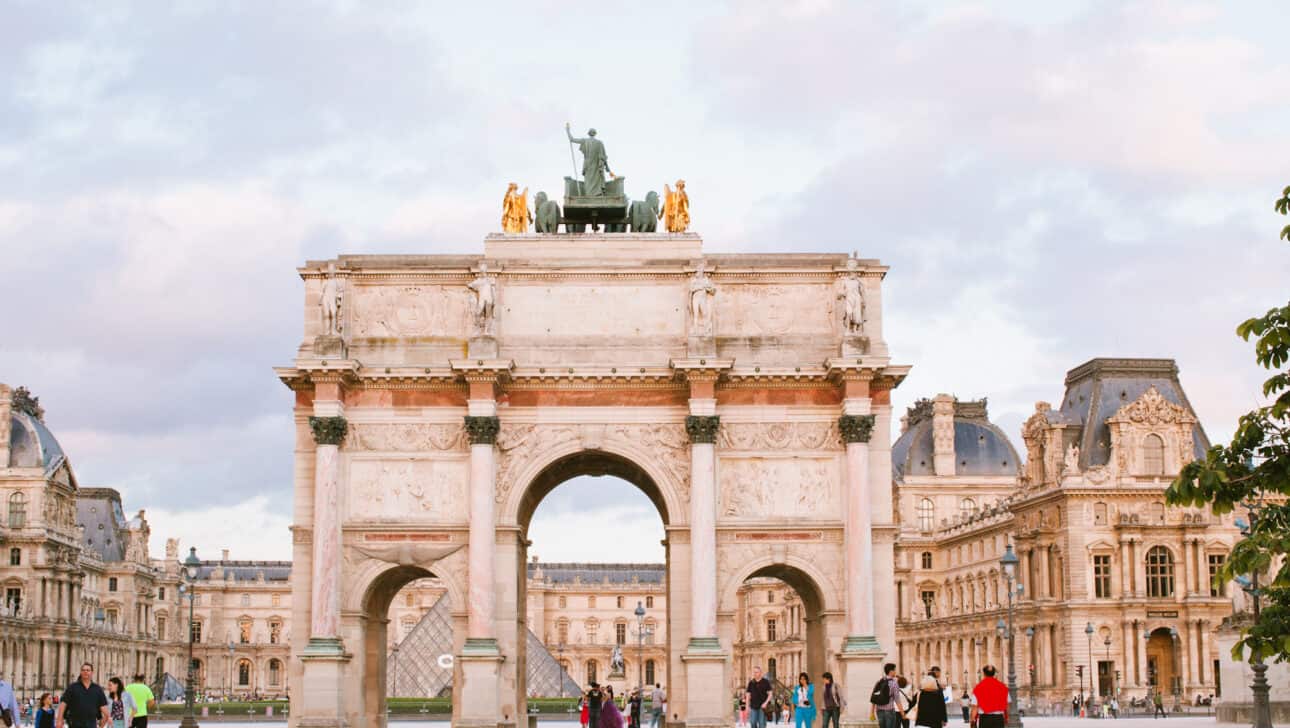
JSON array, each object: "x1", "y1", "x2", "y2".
[
  {"x1": 892, "y1": 405, "x2": 1019, "y2": 481},
  {"x1": 9, "y1": 411, "x2": 68, "y2": 476}
]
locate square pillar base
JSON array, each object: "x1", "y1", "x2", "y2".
[
  {"x1": 458, "y1": 645, "x2": 506, "y2": 728},
  {"x1": 839, "y1": 645, "x2": 886, "y2": 728},
  {"x1": 297, "y1": 647, "x2": 352, "y2": 728},
  {"x1": 682, "y1": 645, "x2": 729, "y2": 728}
]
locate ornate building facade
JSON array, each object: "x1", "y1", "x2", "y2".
[
  {"x1": 893, "y1": 359, "x2": 1240, "y2": 711},
  {"x1": 0, "y1": 384, "x2": 187, "y2": 700},
  {"x1": 733, "y1": 577, "x2": 807, "y2": 690}
]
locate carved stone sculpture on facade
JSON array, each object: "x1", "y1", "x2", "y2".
[
  {"x1": 533, "y1": 191, "x2": 561, "y2": 233},
  {"x1": 316, "y1": 262, "x2": 347, "y2": 356},
  {"x1": 1063, "y1": 443, "x2": 1080, "y2": 475},
  {"x1": 468, "y1": 263, "x2": 498, "y2": 338},
  {"x1": 688, "y1": 262, "x2": 716, "y2": 337},
  {"x1": 838, "y1": 259, "x2": 864, "y2": 334}
]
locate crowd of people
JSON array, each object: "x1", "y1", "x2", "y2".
[
  {"x1": 0, "y1": 663, "x2": 156, "y2": 728},
  {"x1": 577, "y1": 681, "x2": 667, "y2": 728}
]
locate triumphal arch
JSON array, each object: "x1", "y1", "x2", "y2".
[{"x1": 278, "y1": 231, "x2": 908, "y2": 727}]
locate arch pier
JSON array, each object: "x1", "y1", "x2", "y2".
[{"x1": 279, "y1": 234, "x2": 908, "y2": 727}]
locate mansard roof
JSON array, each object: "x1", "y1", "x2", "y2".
[
  {"x1": 194, "y1": 560, "x2": 293, "y2": 582},
  {"x1": 8, "y1": 410, "x2": 72, "y2": 479},
  {"x1": 76, "y1": 488, "x2": 129, "y2": 562},
  {"x1": 526, "y1": 561, "x2": 665, "y2": 585},
  {"x1": 1057, "y1": 358, "x2": 1209, "y2": 469}
]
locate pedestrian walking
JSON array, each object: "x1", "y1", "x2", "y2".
[
  {"x1": 970, "y1": 666, "x2": 1008, "y2": 728},
  {"x1": 870, "y1": 663, "x2": 903, "y2": 728},
  {"x1": 792, "y1": 673, "x2": 815, "y2": 728},
  {"x1": 649, "y1": 684, "x2": 665, "y2": 728},
  {"x1": 0, "y1": 673, "x2": 21, "y2": 728},
  {"x1": 746, "y1": 666, "x2": 773, "y2": 728},
  {"x1": 55, "y1": 663, "x2": 109, "y2": 728},
  {"x1": 579, "y1": 695, "x2": 589, "y2": 728},
  {"x1": 586, "y1": 682, "x2": 604, "y2": 728},
  {"x1": 737, "y1": 695, "x2": 748, "y2": 727},
  {"x1": 820, "y1": 671, "x2": 844, "y2": 728},
  {"x1": 897, "y1": 676, "x2": 914, "y2": 728},
  {"x1": 32, "y1": 694, "x2": 54, "y2": 728},
  {"x1": 123, "y1": 675, "x2": 154, "y2": 728},
  {"x1": 1152, "y1": 691, "x2": 1165, "y2": 719},
  {"x1": 628, "y1": 689, "x2": 642, "y2": 728},
  {"x1": 913, "y1": 672, "x2": 948, "y2": 728},
  {"x1": 106, "y1": 678, "x2": 136, "y2": 728},
  {"x1": 960, "y1": 692, "x2": 971, "y2": 723}
]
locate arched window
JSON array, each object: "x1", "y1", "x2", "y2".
[
  {"x1": 645, "y1": 659, "x2": 656, "y2": 685},
  {"x1": 920, "y1": 552, "x2": 933, "y2": 569},
  {"x1": 585, "y1": 660, "x2": 597, "y2": 684},
  {"x1": 1146, "y1": 546, "x2": 1175, "y2": 598},
  {"x1": 238, "y1": 659, "x2": 252, "y2": 686},
  {"x1": 7, "y1": 492, "x2": 26, "y2": 528},
  {"x1": 918, "y1": 498, "x2": 935, "y2": 532},
  {"x1": 960, "y1": 498, "x2": 976, "y2": 518},
  {"x1": 1142, "y1": 434, "x2": 1165, "y2": 475},
  {"x1": 268, "y1": 659, "x2": 282, "y2": 686}
]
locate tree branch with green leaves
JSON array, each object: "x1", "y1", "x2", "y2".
[{"x1": 1167, "y1": 186, "x2": 1290, "y2": 663}]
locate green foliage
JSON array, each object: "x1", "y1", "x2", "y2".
[{"x1": 1167, "y1": 184, "x2": 1290, "y2": 663}]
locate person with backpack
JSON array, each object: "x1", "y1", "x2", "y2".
[{"x1": 871, "y1": 663, "x2": 903, "y2": 728}]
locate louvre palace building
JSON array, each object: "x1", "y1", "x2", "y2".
[{"x1": 0, "y1": 357, "x2": 1249, "y2": 707}]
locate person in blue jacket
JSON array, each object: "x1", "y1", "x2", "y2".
[{"x1": 793, "y1": 673, "x2": 816, "y2": 728}]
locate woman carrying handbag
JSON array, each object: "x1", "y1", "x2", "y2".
[
  {"x1": 793, "y1": 673, "x2": 816, "y2": 728},
  {"x1": 913, "y1": 673, "x2": 947, "y2": 728}
]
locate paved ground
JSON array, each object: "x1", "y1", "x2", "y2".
[{"x1": 146, "y1": 717, "x2": 1237, "y2": 726}]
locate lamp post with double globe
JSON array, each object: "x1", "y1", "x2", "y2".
[
  {"x1": 179, "y1": 547, "x2": 202, "y2": 728},
  {"x1": 998, "y1": 544, "x2": 1022, "y2": 728}
]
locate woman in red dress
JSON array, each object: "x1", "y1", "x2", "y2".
[{"x1": 580, "y1": 695, "x2": 590, "y2": 728}]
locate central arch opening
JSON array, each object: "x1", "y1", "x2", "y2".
[
  {"x1": 733, "y1": 565, "x2": 828, "y2": 721},
  {"x1": 519, "y1": 450, "x2": 672, "y2": 719}
]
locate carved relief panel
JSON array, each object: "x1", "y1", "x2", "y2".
[
  {"x1": 718, "y1": 456, "x2": 840, "y2": 520},
  {"x1": 717, "y1": 284, "x2": 836, "y2": 337},
  {"x1": 345, "y1": 457, "x2": 468, "y2": 522},
  {"x1": 348, "y1": 285, "x2": 473, "y2": 339}
]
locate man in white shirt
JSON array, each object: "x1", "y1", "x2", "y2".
[{"x1": 0, "y1": 676, "x2": 23, "y2": 728}]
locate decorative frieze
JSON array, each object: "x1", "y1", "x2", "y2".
[
  {"x1": 685, "y1": 415, "x2": 720, "y2": 444},
  {"x1": 717, "y1": 421, "x2": 842, "y2": 451},
  {"x1": 464, "y1": 416, "x2": 501, "y2": 445},
  {"x1": 309, "y1": 416, "x2": 349, "y2": 446},
  {"x1": 838, "y1": 414, "x2": 875, "y2": 443}
]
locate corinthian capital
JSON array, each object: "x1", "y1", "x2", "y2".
[
  {"x1": 309, "y1": 416, "x2": 349, "y2": 446},
  {"x1": 685, "y1": 415, "x2": 720, "y2": 444},
  {"x1": 838, "y1": 414, "x2": 876, "y2": 444},
  {"x1": 464, "y1": 415, "x2": 501, "y2": 445}
]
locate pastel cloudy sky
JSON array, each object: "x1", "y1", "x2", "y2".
[{"x1": 3, "y1": 1, "x2": 1287, "y2": 564}]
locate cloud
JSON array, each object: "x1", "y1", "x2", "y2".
[
  {"x1": 147, "y1": 495, "x2": 293, "y2": 561},
  {"x1": 527, "y1": 477, "x2": 666, "y2": 563}
]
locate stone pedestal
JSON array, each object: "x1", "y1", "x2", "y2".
[
  {"x1": 313, "y1": 335, "x2": 347, "y2": 357},
  {"x1": 839, "y1": 649, "x2": 885, "y2": 728},
  {"x1": 468, "y1": 336, "x2": 499, "y2": 359},
  {"x1": 841, "y1": 336, "x2": 870, "y2": 358},
  {"x1": 297, "y1": 652, "x2": 351, "y2": 728},
  {"x1": 457, "y1": 650, "x2": 506, "y2": 728},
  {"x1": 681, "y1": 649, "x2": 728, "y2": 728}
]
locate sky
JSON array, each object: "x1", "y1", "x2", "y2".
[{"x1": 2, "y1": 1, "x2": 1287, "y2": 563}]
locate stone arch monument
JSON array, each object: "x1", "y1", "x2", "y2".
[{"x1": 277, "y1": 234, "x2": 908, "y2": 727}]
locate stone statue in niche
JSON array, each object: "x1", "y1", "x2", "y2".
[
  {"x1": 609, "y1": 645, "x2": 626, "y2": 677},
  {"x1": 468, "y1": 263, "x2": 498, "y2": 337},
  {"x1": 320, "y1": 262, "x2": 343, "y2": 336},
  {"x1": 837, "y1": 257, "x2": 863, "y2": 334},
  {"x1": 1063, "y1": 443, "x2": 1080, "y2": 475},
  {"x1": 689, "y1": 261, "x2": 716, "y2": 337}
]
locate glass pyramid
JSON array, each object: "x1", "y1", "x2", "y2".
[{"x1": 388, "y1": 593, "x2": 580, "y2": 697}]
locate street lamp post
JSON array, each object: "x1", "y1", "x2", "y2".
[
  {"x1": 1235, "y1": 510, "x2": 1274, "y2": 728},
  {"x1": 1085, "y1": 623, "x2": 1095, "y2": 716},
  {"x1": 557, "y1": 642, "x2": 566, "y2": 698},
  {"x1": 1168, "y1": 627, "x2": 1181, "y2": 713},
  {"x1": 227, "y1": 641, "x2": 236, "y2": 700},
  {"x1": 1024, "y1": 627, "x2": 1035, "y2": 713},
  {"x1": 180, "y1": 547, "x2": 202, "y2": 728},
  {"x1": 998, "y1": 544, "x2": 1022, "y2": 728},
  {"x1": 634, "y1": 602, "x2": 647, "y2": 698},
  {"x1": 1104, "y1": 636, "x2": 1113, "y2": 703}
]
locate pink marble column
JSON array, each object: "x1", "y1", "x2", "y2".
[
  {"x1": 685, "y1": 411, "x2": 720, "y2": 645},
  {"x1": 464, "y1": 414, "x2": 500, "y2": 648},
  {"x1": 304, "y1": 414, "x2": 347, "y2": 654},
  {"x1": 840, "y1": 413, "x2": 878, "y2": 649}
]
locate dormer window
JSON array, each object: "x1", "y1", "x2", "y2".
[{"x1": 1142, "y1": 434, "x2": 1165, "y2": 475}]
